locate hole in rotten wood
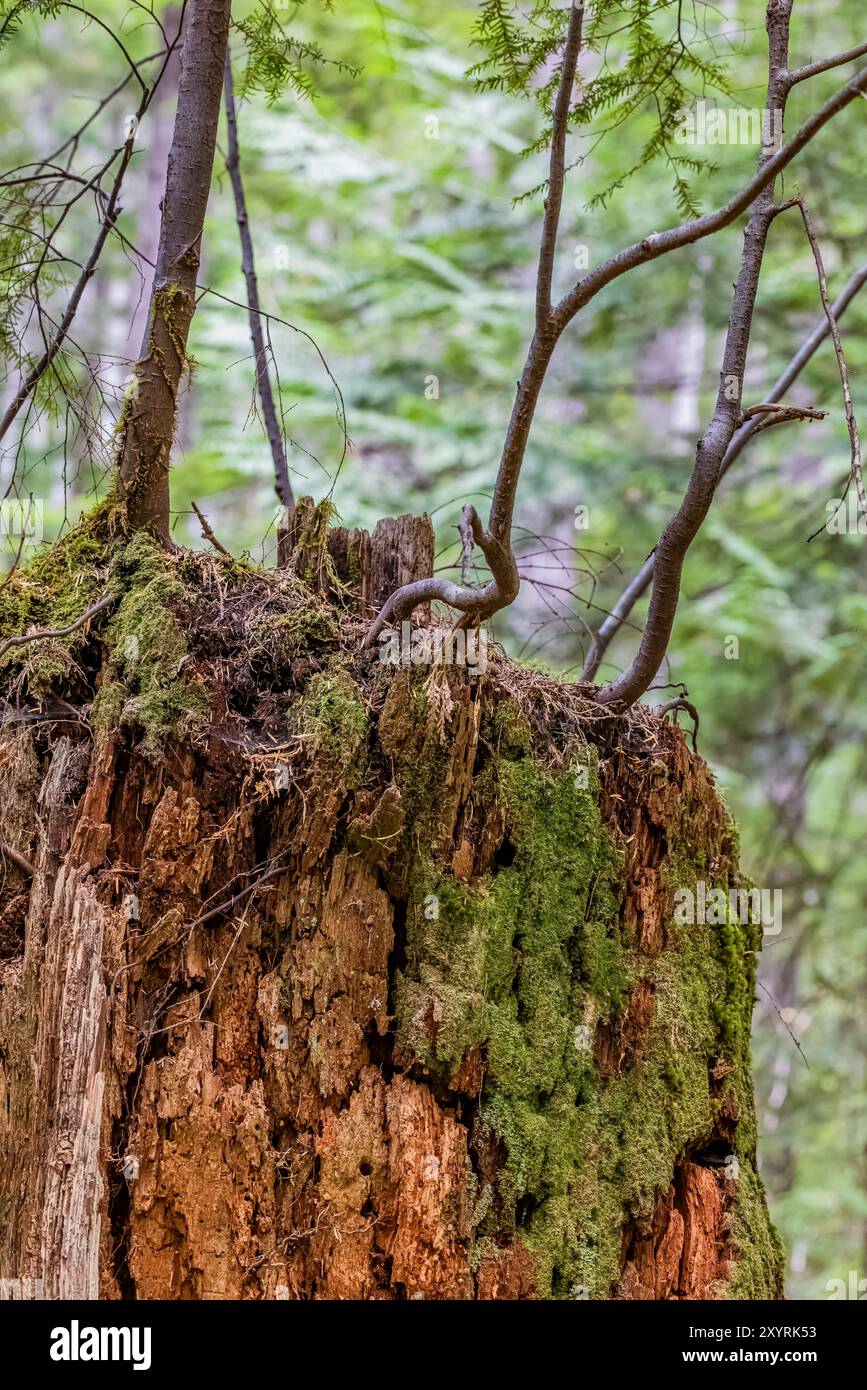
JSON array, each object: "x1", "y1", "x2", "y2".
[{"x1": 493, "y1": 836, "x2": 517, "y2": 869}]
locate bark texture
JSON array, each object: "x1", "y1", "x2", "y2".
[
  {"x1": 0, "y1": 513, "x2": 782, "y2": 1300},
  {"x1": 117, "y1": 0, "x2": 232, "y2": 538}
]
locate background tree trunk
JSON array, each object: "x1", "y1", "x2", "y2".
[
  {"x1": 0, "y1": 515, "x2": 782, "y2": 1299},
  {"x1": 117, "y1": 0, "x2": 232, "y2": 539}
]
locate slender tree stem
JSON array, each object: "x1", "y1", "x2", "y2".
[
  {"x1": 595, "y1": 0, "x2": 794, "y2": 706},
  {"x1": 118, "y1": 0, "x2": 232, "y2": 540},
  {"x1": 223, "y1": 52, "x2": 294, "y2": 510}
]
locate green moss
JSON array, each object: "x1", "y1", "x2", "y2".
[
  {"x1": 396, "y1": 750, "x2": 626, "y2": 1295},
  {"x1": 482, "y1": 698, "x2": 532, "y2": 759},
  {"x1": 0, "y1": 506, "x2": 211, "y2": 753},
  {"x1": 290, "y1": 665, "x2": 368, "y2": 786},
  {"x1": 98, "y1": 532, "x2": 208, "y2": 754},
  {"x1": 376, "y1": 667, "x2": 446, "y2": 835},
  {"x1": 266, "y1": 599, "x2": 337, "y2": 652},
  {"x1": 0, "y1": 498, "x2": 118, "y2": 690},
  {"x1": 287, "y1": 496, "x2": 345, "y2": 593},
  {"x1": 394, "y1": 731, "x2": 780, "y2": 1300},
  {"x1": 345, "y1": 536, "x2": 364, "y2": 589},
  {"x1": 726, "y1": 1166, "x2": 786, "y2": 1299}
]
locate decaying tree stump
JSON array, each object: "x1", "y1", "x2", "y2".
[
  {"x1": 278, "y1": 497, "x2": 435, "y2": 623},
  {"x1": 0, "y1": 508, "x2": 783, "y2": 1299}
]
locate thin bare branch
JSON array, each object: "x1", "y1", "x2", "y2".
[
  {"x1": 554, "y1": 60, "x2": 867, "y2": 334},
  {"x1": 0, "y1": 594, "x2": 112, "y2": 664},
  {"x1": 787, "y1": 40, "x2": 867, "y2": 86},
  {"x1": 191, "y1": 500, "x2": 231, "y2": 556},
  {"x1": 596, "y1": 4, "x2": 829, "y2": 706},
  {"x1": 581, "y1": 257, "x2": 867, "y2": 683},
  {"x1": 223, "y1": 51, "x2": 294, "y2": 509},
  {"x1": 0, "y1": 836, "x2": 34, "y2": 878},
  {"x1": 0, "y1": 15, "x2": 187, "y2": 446},
  {"x1": 536, "y1": 3, "x2": 584, "y2": 330},
  {"x1": 792, "y1": 196, "x2": 865, "y2": 521}
]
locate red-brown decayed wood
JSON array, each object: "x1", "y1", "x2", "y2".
[
  {"x1": 618, "y1": 1161, "x2": 730, "y2": 1300},
  {"x1": 0, "y1": 551, "x2": 777, "y2": 1299},
  {"x1": 476, "y1": 1241, "x2": 538, "y2": 1300}
]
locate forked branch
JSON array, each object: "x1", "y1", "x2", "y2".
[
  {"x1": 364, "y1": 0, "x2": 867, "y2": 676},
  {"x1": 594, "y1": 0, "x2": 796, "y2": 706},
  {"x1": 581, "y1": 260, "x2": 867, "y2": 682}
]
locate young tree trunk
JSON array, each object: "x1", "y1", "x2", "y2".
[
  {"x1": 117, "y1": 0, "x2": 232, "y2": 540},
  {"x1": 0, "y1": 516, "x2": 782, "y2": 1299},
  {"x1": 223, "y1": 53, "x2": 294, "y2": 511}
]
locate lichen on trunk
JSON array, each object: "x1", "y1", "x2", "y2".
[{"x1": 0, "y1": 519, "x2": 782, "y2": 1299}]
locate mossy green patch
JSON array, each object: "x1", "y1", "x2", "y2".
[
  {"x1": 93, "y1": 531, "x2": 208, "y2": 754},
  {"x1": 265, "y1": 599, "x2": 338, "y2": 653},
  {"x1": 0, "y1": 508, "x2": 212, "y2": 752},
  {"x1": 394, "y1": 733, "x2": 780, "y2": 1299},
  {"x1": 289, "y1": 664, "x2": 368, "y2": 787},
  {"x1": 0, "y1": 497, "x2": 118, "y2": 691}
]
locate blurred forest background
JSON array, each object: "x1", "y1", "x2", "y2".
[{"x1": 1, "y1": 0, "x2": 865, "y2": 1298}]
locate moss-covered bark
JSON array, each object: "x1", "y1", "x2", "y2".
[{"x1": 0, "y1": 524, "x2": 782, "y2": 1299}]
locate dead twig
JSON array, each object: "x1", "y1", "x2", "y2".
[
  {"x1": 0, "y1": 835, "x2": 34, "y2": 877},
  {"x1": 792, "y1": 196, "x2": 866, "y2": 530},
  {"x1": 757, "y1": 980, "x2": 810, "y2": 1070},
  {"x1": 656, "y1": 697, "x2": 700, "y2": 753},
  {"x1": 0, "y1": 594, "x2": 113, "y2": 663},
  {"x1": 741, "y1": 401, "x2": 826, "y2": 423},
  {"x1": 191, "y1": 501, "x2": 231, "y2": 557},
  {"x1": 195, "y1": 861, "x2": 288, "y2": 927}
]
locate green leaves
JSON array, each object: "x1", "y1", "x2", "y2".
[
  {"x1": 468, "y1": 0, "x2": 555, "y2": 96},
  {"x1": 0, "y1": 1, "x2": 64, "y2": 51},
  {"x1": 232, "y1": 2, "x2": 360, "y2": 105},
  {"x1": 472, "y1": 0, "x2": 733, "y2": 215}
]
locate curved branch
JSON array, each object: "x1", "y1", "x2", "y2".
[
  {"x1": 0, "y1": 594, "x2": 113, "y2": 664},
  {"x1": 363, "y1": 505, "x2": 518, "y2": 646},
  {"x1": 553, "y1": 60, "x2": 867, "y2": 334},
  {"x1": 365, "y1": 9, "x2": 867, "y2": 658},
  {"x1": 580, "y1": 257, "x2": 867, "y2": 682},
  {"x1": 788, "y1": 40, "x2": 867, "y2": 86},
  {"x1": 63, "y1": 4, "x2": 148, "y2": 92},
  {"x1": 594, "y1": 0, "x2": 796, "y2": 708}
]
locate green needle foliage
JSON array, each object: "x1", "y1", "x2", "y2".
[{"x1": 471, "y1": 0, "x2": 730, "y2": 213}]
